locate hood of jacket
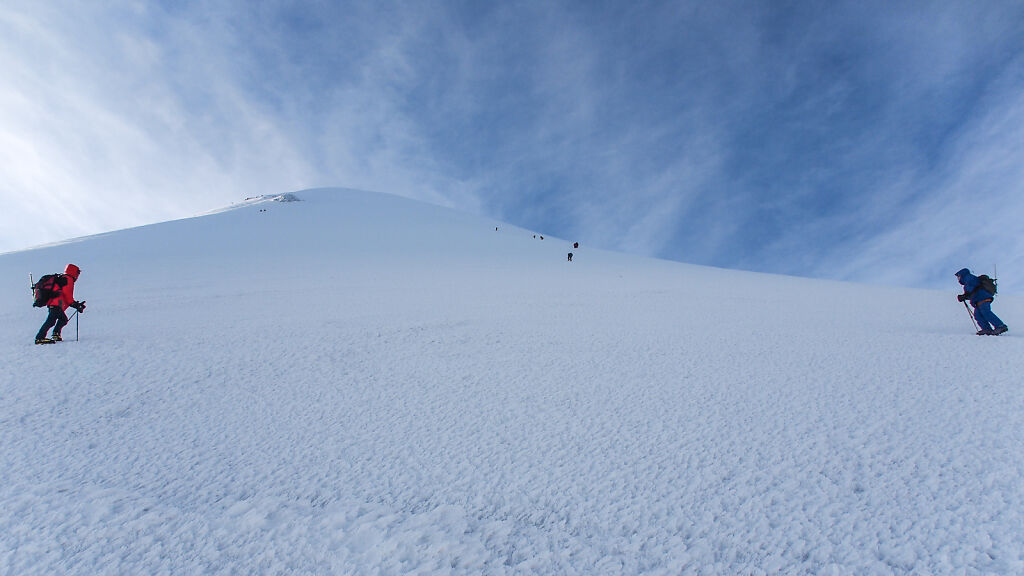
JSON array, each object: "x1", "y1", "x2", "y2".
[{"x1": 64, "y1": 263, "x2": 80, "y2": 280}]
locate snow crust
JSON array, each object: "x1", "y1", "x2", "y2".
[{"x1": 1, "y1": 188, "x2": 1022, "y2": 574}]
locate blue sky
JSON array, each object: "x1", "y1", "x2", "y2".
[{"x1": 2, "y1": 1, "x2": 1023, "y2": 291}]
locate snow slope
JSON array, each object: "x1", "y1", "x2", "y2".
[{"x1": 1, "y1": 188, "x2": 1022, "y2": 575}]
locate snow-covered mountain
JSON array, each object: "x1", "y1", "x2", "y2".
[{"x1": 2, "y1": 188, "x2": 1022, "y2": 575}]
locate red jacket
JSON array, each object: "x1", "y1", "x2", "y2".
[{"x1": 46, "y1": 263, "x2": 80, "y2": 311}]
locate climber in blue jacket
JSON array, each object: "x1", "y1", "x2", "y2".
[{"x1": 956, "y1": 268, "x2": 1008, "y2": 335}]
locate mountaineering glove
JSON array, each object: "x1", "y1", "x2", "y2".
[
  {"x1": 71, "y1": 301, "x2": 86, "y2": 312},
  {"x1": 957, "y1": 294, "x2": 967, "y2": 302}
]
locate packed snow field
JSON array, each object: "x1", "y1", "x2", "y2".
[{"x1": 1, "y1": 189, "x2": 1022, "y2": 575}]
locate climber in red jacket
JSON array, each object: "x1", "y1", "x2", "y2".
[{"x1": 35, "y1": 263, "x2": 85, "y2": 344}]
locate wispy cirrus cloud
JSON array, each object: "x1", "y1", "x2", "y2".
[
  {"x1": 2, "y1": 1, "x2": 1022, "y2": 292},
  {"x1": 0, "y1": 3, "x2": 314, "y2": 249},
  {"x1": 817, "y1": 67, "x2": 1024, "y2": 292}
]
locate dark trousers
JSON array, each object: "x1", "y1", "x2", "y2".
[{"x1": 36, "y1": 306, "x2": 68, "y2": 340}]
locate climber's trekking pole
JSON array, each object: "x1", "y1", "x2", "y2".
[
  {"x1": 68, "y1": 310, "x2": 79, "y2": 341},
  {"x1": 963, "y1": 300, "x2": 979, "y2": 331}
]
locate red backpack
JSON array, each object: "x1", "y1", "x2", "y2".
[{"x1": 32, "y1": 274, "x2": 67, "y2": 307}]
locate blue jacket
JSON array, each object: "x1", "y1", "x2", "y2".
[{"x1": 956, "y1": 269, "x2": 993, "y2": 305}]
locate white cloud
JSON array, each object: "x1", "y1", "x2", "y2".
[
  {"x1": 2, "y1": 0, "x2": 1021, "y2": 295},
  {"x1": 0, "y1": 3, "x2": 318, "y2": 251},
  {"x1": 1, "y1": 2, "x2": 461, "y2": 252},
  {"x1": 814, "y1": 60, "x2": 1024, "y2": 292}
]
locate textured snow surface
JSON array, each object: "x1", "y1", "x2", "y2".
[{"x1": 1, "y1": 188, "x2": 1022, "y2": 575}]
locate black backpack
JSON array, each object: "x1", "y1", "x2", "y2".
[
  {"x1": 32, "y1": 274, "x2": 67, "y2": 307},
  {"x1": 977, "y1": 274, "x2": 998, "y2": 296}
]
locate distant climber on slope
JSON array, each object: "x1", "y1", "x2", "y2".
[
  {"x1": 956, "y1": 268, "x2": 1007, "y2": 336},
  {"x1": 34, "y1": 263, "x2": 85, "y2": 344}
]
